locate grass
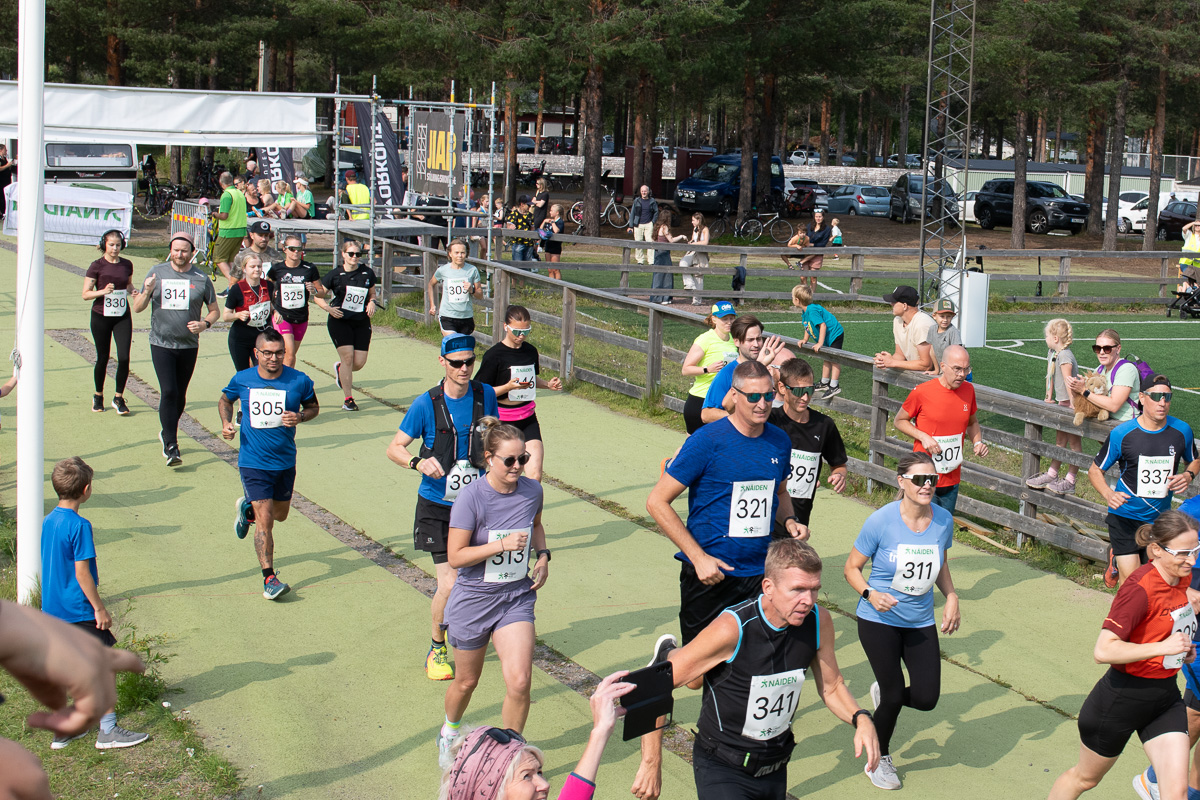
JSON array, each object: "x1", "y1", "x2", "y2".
[{"x1": 0, "y1": 511, "x2": 242, "y2": 799}]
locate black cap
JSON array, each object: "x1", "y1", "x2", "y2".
[
  {"x1": 248, "y1": 219, "x2": 272, "y2": 235},
  {"x1": 517, "y1": 194, "x2": 531, "y2": 205},
  {"x1": 883, "y1": 285, "x2": 920, "y2": 305},
  {"x1": 1141, "y1": 373, "x2": 1171, "y2": 394}
]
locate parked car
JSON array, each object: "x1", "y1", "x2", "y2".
[
  {"x1": 537, "y1": 136, "x2": 577, "y2": 155},
  {"x1": 888, "y1": 173, "x2": 959, "y2": 223},
  {"x1": 826, "y1": 183, "x2": 889, "y2": 216},
  {"x1": 516, "y1": 135, "x2": 537, "y2": 154},
  {"x1": 887, "y1": 153, "x2": 922, "y2": 168},
  {"x1": 1102, "y1": 190, "x2": 1150, "y2": 223},
  {"x1": 961, "y1": 190, "x2": 978, "y2": 223},
  {"x1": 1157, "y1": 200, "x2": 1197, "y2": 239},
  {"x1": 674, "y1": 154, "x2": 786, "y2": 216},
  {"x1": 787, "y1": 178, "x2": 829, "y2": 209},
  {"x1": 788, "y1": 149, "x2": 816, "y2": 166},
  {"x1": 602, "y1": 138, "x2": 615, "y2": 155},
  {"x1": 1120, "y1": 196, "x2": 1150, "y2": 234},
  {"x1": 973, "y1": 179, "x2": 1089, "y2": 235}
]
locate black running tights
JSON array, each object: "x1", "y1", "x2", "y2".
[
  {"x1": 90, "y1": 312, "x2": 132, "y2": 394},
  {"x1": 150, "y1": 345, "x2": 198, "y2": 448},
  {"x1": 857, "y1": 617, "x2": 941, "y2": 755}
]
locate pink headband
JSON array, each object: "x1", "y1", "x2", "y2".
[{"x1": 448, "y1": 728, "x2": 527, "y2": 800}]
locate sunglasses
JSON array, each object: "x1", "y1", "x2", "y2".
[
  {"x1": 493, "y1": 452, "x2": 532, "y2": 467},
  {"x1": 344, "y1": 251, "x2": 362, "y2": 257},
  {"x1": 1144, "y1": 391, "x2": 1173, "y2": 402},
  {"x1": 733, "y1": 386, "x2": 776, "y2": 404},
  {"x1": 1160, "y1": 543, "x2": 1200, "y2": 558},
  {"x1": 782, "y1": 384, "x2": 817, "y2": 398},
  {"x1": 1092, "y1": 344, "x2": 1117, "y2": 354},
  {"x1": 285, "y1": 246, "x2": 304, "y2": 252},
  {"x1": 901, "y1": 473, "x2": 939, "y2": 487},
  {"x1": 508, "y1": 326, "x2": 532, "y2": 336},
  {"x1": 444, "y1": 356, "x2": 476, "y2": 369}
]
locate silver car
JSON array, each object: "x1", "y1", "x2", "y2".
[{"x1": 826, "y1": 184, "x2": 890, "y2": 216}]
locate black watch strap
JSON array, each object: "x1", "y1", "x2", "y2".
[
  {"x1": 851, "y1": 709, "x2": 873, "y2": 726},
  {"x1": 536, "y1": 548, "x2": 552, "y2": 562}
]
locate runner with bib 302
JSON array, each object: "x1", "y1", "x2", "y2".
[{"x1": 843, "y1": 452, "x2": 960, "y2": 791}]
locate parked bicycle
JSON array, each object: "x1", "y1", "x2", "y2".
[
  {"x1": 707, "y1": 206, "x2": 792, "y2": 243},
  {"x1": 191, "y1": 158, "x2": 225, "y2": 199},
  {"x1": 569, "y1": 183, "x2": 630, "y2": 228}
]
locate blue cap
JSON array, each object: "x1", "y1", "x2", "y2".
[
  {"x1": 710, "y1": 301, "x2": 736, "y2": 318},
  {"x1": 441, "y1": 334, "x2": 476, "y2": 357}
]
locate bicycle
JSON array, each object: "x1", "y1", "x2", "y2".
[
  {"x1": 569, "y1": 183, "x2": 630, "y2": 228},
  {"x1": 710, "y1": 207, "x2": 792, "y2": 243}
]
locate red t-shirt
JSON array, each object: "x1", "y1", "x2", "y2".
[
  {"x1": 1103, "y1": 562, "x2": 1191, "y2": 680},
  {"x1": 899, "y1": 378, "x2": 977, "y2": 487},
  {"x1": 84, "y1": 257, "x2": 134, "y2": 315}
]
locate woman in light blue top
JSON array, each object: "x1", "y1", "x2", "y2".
[
  {"x1": 429, "y1": 239, "x2": 484, "y2": 337},
  {"x1": 843, "y1": 451, "x2": 960, "y2": 791}
]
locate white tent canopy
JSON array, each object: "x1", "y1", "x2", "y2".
[{"x1": 0, "y1": 82, "x2": 319, "y2": 147}]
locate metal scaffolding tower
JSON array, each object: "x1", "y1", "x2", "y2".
[{"x1": 917, "y1": 0, "x2": 977, "y2": 304}]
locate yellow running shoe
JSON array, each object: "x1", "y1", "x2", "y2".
[{"x1": 426, "y1": 643, "x2": 454, "y2": 681}]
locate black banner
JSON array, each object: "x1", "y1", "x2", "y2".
[
  {"x1": 411, "y1": 109, "x2": 466, "y2": 198},
  {"x1": 259, "y1": 146, "x2": 295, "y2": 189},
  {"x1": 352, "y1": 102, "x2": 405, "y2": 214}
]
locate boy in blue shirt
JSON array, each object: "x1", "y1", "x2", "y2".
[
  {"x1": 40, "y1": 456, "x2": 148, "y2": 750},
  {"x1": 792, "y1": 284, "x2": 845, "y2": 399}
]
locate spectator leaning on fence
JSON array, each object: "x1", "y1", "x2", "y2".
[
  {"x1": 892, "y1": 345, "x2": 988, "y2": 517},
  {"x1": 1066, "y1": 328, "x2": 1139, "y2": 424},
  {"x1": 627, "y1": 185, "x2": 658, "y2": 266},
  {"x1": 873, "y1": 285, "x2": 936, "y2": 372}
]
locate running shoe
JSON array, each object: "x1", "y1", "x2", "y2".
[
  {"x1": 91, "y1": 394, "x2": 104, "y2": 413},
  {"x1": 1045, "y1": 477, "x2": 1076, "y2": 495},
  {"x1": 647, "y1": 634, "x2": 677, "y2": 667},
  {"x1": 426, "y1": 643, "x2": 454, "y2": 681},
  {"x1": 342, "y1": 397, "x2": 359, "y2": 412},
  {"x1": 217, "y1": 288, "x2": 229, "y2": 298},
  {"x1": 869, "y1": 681, "x2": 880, "y2": 711},
  {"x1": 821, "y1": 385, "x2": 842, "y2": 400},
  {"x1": 50, "y1": 729, "x2": 90, "y2": 749},
  {"x1": 1133, "y1": 768, "x2": 1160, "y2": 800},
  {"x1": 1025, "y1": 471, "x2": 1056, "y2": 490},
  {"x1": 437, "y1": 729, "x2": 459, "y2": 770},
  {"x1": 234, "y1": 496, "x2": 254, "y2": 540},
  {"x1": 1104, "y1": 546, "x2": 1119, "y2": 589},
  {"x1": 111, "y1": 396, "x2": 130, "y2": 416},
  {"x1": 865, "y1": 754, "x2": 901, "y2": 790},
  {"x1": 95, "y1": 726, "x2": 149, "y2": 749},
  {"x1": 263, "y1": 574, "x2": 290, "y2": 600},
  {"x1": 333, "y1": 361, "x2": 342, "y2": 391},
  {"x1": 158, "y1": 431, "x2": 170, "y2": 460},
  {"x1": 165, "y1": 443, "x2": 182, "y2": 467}
]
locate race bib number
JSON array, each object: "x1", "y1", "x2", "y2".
[
  {"x1": 787, "y1": 450, "x2": 821, "y2": 499},
  {"x1": 1164, "y1": 604, "x2": 1198, "y2": 670},
  {"x1": 261, "y1": 261, "x2": 272, "y2": 275},
  {"x1": 445, "y1": 279, "x2": 471, "y2": 299},
  {"x1": 248, "y1": 300, "x2": 272, "y2": 328},
  {"x1": 161, "y1": 279, "x2": 189, "y2": 310},
  {"x1": 280, "y1": 282, "x2": 305, "y2": 310},
  {"x1": 729, "y1": 480, "x2": 774, "y2": 538},
  {"x1": 342, "y1": 285, "x2": 367, "y2": 312},
  {"x1": 248, "y1": 388, "x2": 285, "y2": 429},
  {"x1": 443, "y1": 460, "x2": 481, "y2": 502},
  {"x1": 742, "y1": 669, "x2": 806, "y2": 741},
  {"x1": 508, "y1": 364, "x2": 537, "y2": 403},
  {"x1": 890, "y1": 543, "x2": 941, "y2": 596},
  {"x1": 484, "y1": 528, "x2": 530, "y2": 583},
  {"x1": 103, "y1": 290, "x2": 127, "y2": 317},
  {"x1": 1137, "y1": 454, "x2": 1174, "y2": 499},
  {"x1": 930, "y1": 433, "x2": 964, "y2": 475}
]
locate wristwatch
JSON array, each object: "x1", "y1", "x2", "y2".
[
  {"x1": 862, "y1": 587, "x2": 872, "y2": 601},
  {"x1": 408, "y1": 455, "x2": 421, "y2": 470},
  {"x1": 1083, "y1": 389, "x2": 1091, "y2": 399},
  {"x1": 851, "y1": 709, "x2": 873, "y2": 727},
  {"x1": 536, "y1": 548, "x2": 552, "y2": 562}
]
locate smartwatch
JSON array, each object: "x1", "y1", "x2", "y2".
[
  {"x1": 536, "y1": 549, "x2": 552, "y2": 562},
  {"x1": 862, "y1": 587, "x2": 872, "y2": 601},
  {"x1": 851, "y1": 709, "x2": 873, "y2": 727}
]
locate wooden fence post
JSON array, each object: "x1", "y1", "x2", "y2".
[
  {"x1": 560, "y1": 287, "x2": 577, "y2": 383},
  {"x1": 381, "y1": 241, "x2": 394, "y2": 300},
  {"x1": 1057, "y1": 256, "x2": 1071, "y2": 297},
  {"x1": 867, "y1": 373, "x2": 889, "y2": 494},
  {"x1": 422, "y1": 250, "x2": 435, "y2": 326},
  {"x1": 620, "y1": 246, "x2": 631, "y2": 291},
  {"x1": 850, "y1": 253, "x2": 864, "y2": 296},
  {"x1": 1161, "y1": 257, "x2": 1170, "y2": 297},
  {"x1": 646, "y1": 307, "x2": 664, "y2": 398},
  {"x1": 1016, "y1": 421, "x2": 1043, "y2": 548},
  {"x1": 492, "y1": 268, "x2": 510, "y2": 342}
]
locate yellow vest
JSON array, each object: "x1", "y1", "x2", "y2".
[{"x1": 346, "y1": 182, "x2": 371, "y2": 220}]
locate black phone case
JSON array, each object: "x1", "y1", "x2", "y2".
[{"x1": 619, "y1": 662, "x2": 674, "y2": 741}]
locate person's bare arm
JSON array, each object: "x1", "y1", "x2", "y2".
[
  {"x1": 73, "y1": 561, "x2": 110, "y2": 631},
  {"x1": 893, "y1": 407, "x2": 938, "y2": 453},
  {"x1": 809, "y1": 608, "x2": 880, "y2": 771},
  {"x1": 700, "y1": 404, "x2": 730, "y2": 425},
  {"x1": 386, "y1": 429, "x2": 446, "y2": 479},
  {"x1": 966, "y1": 413, "x2": 988, "y2": 457},
  {"x1": 646, "y1": 473, "x2": 731, "y2": 583},
  {"x1": 1089, "y1": 462, "x2": 1129, "y2": 510}
]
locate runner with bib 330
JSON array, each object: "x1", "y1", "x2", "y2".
[
  {"x1": 844, "y1": 451, "x2": 960, "y2": 791},
  {"x1": 893, "y1": 344, "x2": 987, "y2": 517},
  {"x1": 1090, "y1": 373, "x2": 1199, "y2": 589}
]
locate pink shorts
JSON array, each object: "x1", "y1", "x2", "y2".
[{"x1": 275, "y1": 318, "x2": 309, "y2": 343}]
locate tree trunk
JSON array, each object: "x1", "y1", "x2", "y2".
[
  {"x1": 1034, "y1": 111, "x2": 1047, "y2": 162},
  {"x1": 1143, "y1": 62, "x2": 1167, "y2": 249},
  {"x1": 757, "y1": 72, "x2": 776, "y2": 208},
  {"x1": 1053, "y1": 113, "x2": 1062, "y2": 162},
  {"x1": 105, "y1": 0, "x2": 123, "y2": 86},
  {"x1": 1012, "y1": 110, "x2": 1028, "y2": 248},
  {"x1": 835, "y1": 101, "x2": 846, "y2": 166},
  {"x1": 1084, "y1": 106, "x2": 1107, "y2": 233},
  {"x1": 738, "y1": 68, "x2": 756, "y2": 223},
  {"x1": 854, "y1": 94, "x2": 864, "y2": 160},
  {"x1": 581, "y1": 60, "x2": 604, "y2": 237},
  {"x1": 535, "y1": 71, "x2": 545, "y2": 154},
  {"x1": 631, "y1": 72, "x2": 647, "y2": 196},
  {"x1": 898, "y1": 84, "x2": 910, "y2": 163},
  {"x1": 819, "y1": 92, "x2": 831, "y2": 166},
  {"x1": 645, "y1": 77, "x2": 658, "y2": 188},
  {"x1": 286, "y1": 40, "x2": 295, "y2": 91},
  {"x1": 801, "y1": 106, "x2": 811, "y2": 156},
  {"x1": 1104, "y1": 67, "x2": 1129, "y2": 251},
  {"x1": 504, "y1": 73, "x2": 518, "y2": 206},
  {"x1": 571, "y1": 93, "x2": 581, "y2": 150}
]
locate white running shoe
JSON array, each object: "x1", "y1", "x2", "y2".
[
  {"x1": 865, "y1": 754, "x2": 902, "y2": 790},
  {"x1": 437, "y1": 729, "x2": 460, "y2": 770},
  {"x1": 870, "y1": 680, "x2": 881, "y2": 711},
  {"x1": 1133, "y1": 768, "x2": 1160, "y2": 800}
]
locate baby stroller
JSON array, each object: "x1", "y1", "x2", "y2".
[{"x1": 1167, "y1": 262, "x2": 1200, "y2": 318}]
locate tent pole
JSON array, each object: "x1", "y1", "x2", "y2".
[
  {"x1": 15, "y1": 0, "x2": 46, "y2": 604},
  {"x1": 488, "y1": 82, "x2": 496, "y2": 263},
  {"x1": 369, "y1": 76, "x2": 376, "y2": 275},
  {"x1": 333, "y1": 76, "x2": 341, "y2": 267}
]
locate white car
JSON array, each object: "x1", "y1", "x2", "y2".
[
  {"x1": 1102, "y1": 190, "x2": 1149, "y2": 223},
  {"x1": 961, "y1": 190, "x2": 978, "y2": 223},
  {"x1": 1118, "y1": 197, "x2": 1150, "y2": 234},
  {"x1": 788, "y1": 149, "x2": 820, "y2": 166}
]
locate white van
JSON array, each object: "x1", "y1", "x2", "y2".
[{"x1": 44, "y1": 142, "x2": 139, "y2": 195}]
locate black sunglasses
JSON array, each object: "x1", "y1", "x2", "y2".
[
  {"x1": 782, "y1": 384, "x2": 816, "y2": 398},
  {"x1": 1144, "y1": 391, "x2": 1173, "y2": 402},
  {"x1": 444, "y1": 356, "x2": 476, "y2": 369},
  {"x1": 1092, "y1": 344, "x2": 1117, "y2": 354},
  {"x1": 733, "y1": 386, "x2": 776, "y2": 404},
  {"x1": 344, "y1": 251, "x2": 362, "y2": 257},
  {"x1": 285, "y1": 246, "x2": 304, "y2": 252},
  {"x1": 494, "y1": 452, "x2": 532, "y2": 467}
]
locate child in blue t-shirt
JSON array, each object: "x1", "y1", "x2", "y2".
[
  {"x1": 40, "y1": 456, "x2": 148, "y2": 751},
  {"x1": 792, "y1": 283, "x2": 845, "y2": 400}
]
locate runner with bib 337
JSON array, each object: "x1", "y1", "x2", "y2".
[
  {"x1": 844, "y1": 451, "x2": 960, "y2": 791},
  {"x1": 1090, "y1": 373, "x2": 1199, "y2": 589}
]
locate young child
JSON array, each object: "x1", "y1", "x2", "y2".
[
  {"x1": 792, "y1": 283, "x2": 845, "y2": 399},
  {"x1": 1027, "y1": 318, "x2": 1082, "y2": 495},
  {"x1": 40, "y1": 456, "x2": 149, "y2": 750},
  {"x1": 830, "y1": 217, "x2": 843, "y2": 259},
  {"x1": 927, "y1": 298, "x2": 963, "y2": 376},
  {"x1": 781, "y1": 230, "x2": 809, "y2": 269}
]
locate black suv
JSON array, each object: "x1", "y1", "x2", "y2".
[{"x1": 973, "y1": 179, "x2": 1090, "y2": 235}]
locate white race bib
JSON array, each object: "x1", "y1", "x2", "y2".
[
  {"x1": 161, "y1": 279, "x2": 190, "y2": 310},
  {"x1": 103, "y1": 289, "x2": 127, "y2": 317},
  {"x1": 930, "y1": 433, "x2": 964, "y2": 475},
  {"x1": 508, "y1": 364, "x2": 537, "y2": 403},
  {"x1": 248, "y1": 300, "x2": 272, "y2": 328},
  {"x1": 787, "y1": 450, "x2": 821, "y2": 499},
  {"x1": 1137, "y1": 454, "x2": 1174, "y2": 499},
  {"x1": 445, "y1": 279, "x2": 472, "y2": 299},
  {"x1": 342, "y1": 285, "x2": 367, "y2": 312},
  {"x1": 443, "y1": 460, "x2": 481, "y2": 502},
  {"x1": 1165, "y1": 604, "x2": 1198, "y2": 670},
  {"x1": 742, "y1": 669, "x2": 806, "y2": 741},
  {"x1": 484, "y1": 528, "x2": 531, "y2": 583},
  {"x1": 261, "y1": 261, "x2": 272, "y2": 274},
  {"x1": 280, "y1": 282, "x2": 305, "y2": 310},
  {"x1": 890, "y1": 543, "x2": 941, "y2": 596},
  {"x1": 248, "y1": 387, "x2": 285, "y2": 429},
  {"x1": 729, "y1": 480, "x2": 774, "y2": 538}
]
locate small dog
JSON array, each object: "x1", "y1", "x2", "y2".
[{"x1": 1072, "y1": 372, "x2": 1111, "y2": 426}]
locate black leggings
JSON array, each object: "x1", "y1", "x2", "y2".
[
  {"x1": 684, "y1": 394, "x2": 706, "y2": 434},
  {"x1": 228, "y1": 327, "x2": 262, "y2": 372},
  {"x1": 90, "y1": 312, "x2": 131, "y2": 394},
  {"x1": 857, "y1": 618, "x2": 941, "y2": 755},
  {"x1": 150, "y1": 345, "x2": 198, "y2": 448}
]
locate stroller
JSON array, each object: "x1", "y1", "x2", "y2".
[{"x1": 1168, "y1": 234, "x2": 1200, "y2": 318}]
